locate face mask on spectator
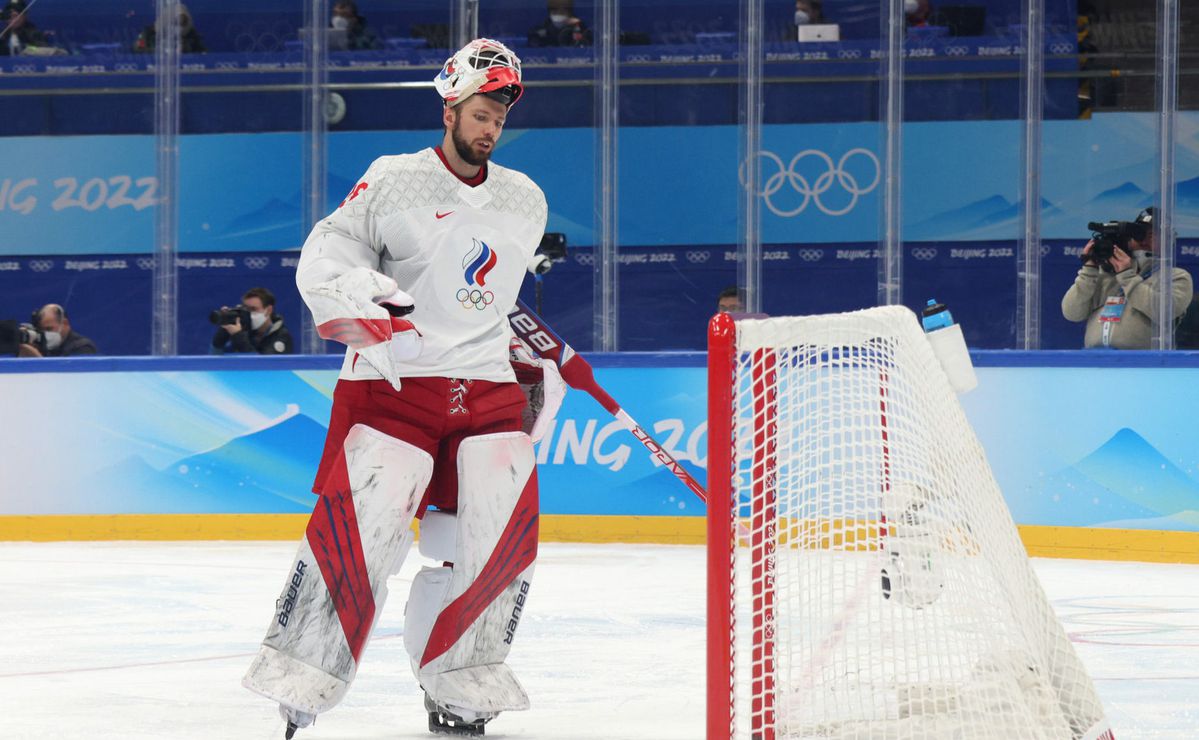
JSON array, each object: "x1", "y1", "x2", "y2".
[
  {"x1": 331, "y1": 16, "x2": 351, "y2": 30},
  {"x1": 549, "y1": 13, "x2": 569, "y2": 26},
  {"x1": 250, "y1": 312, "x2": 268, "y2": 330},
  {"x1": 795, "y1": 10, "x2": 811, "y2": 25},
  {"x1": 43, "y1": 331, "x2": 62, "y2": 351},
  {"x1": 905, "y1": 0, "x2": 919, "y2": 14}
]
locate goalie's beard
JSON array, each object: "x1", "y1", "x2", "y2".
[{"x1": 450, "y1": 113, "x2": 493, "y2": 168}]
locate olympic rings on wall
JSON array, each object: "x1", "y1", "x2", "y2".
[{"x1": 742, "y1": 148, "x2": 881, "y2": 217}]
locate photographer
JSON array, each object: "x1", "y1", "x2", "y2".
[
  {"x1": 210, "y1": 287, "x2": 294, "y2": 355},
  {"x1": 1061, "y1": 208, "x2": 1193, "y2": 349},
  {"x1": 12, "y1": 304, "x2": 99, "y2": 357}
]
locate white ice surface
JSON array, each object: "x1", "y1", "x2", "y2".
[{"x1": 0, "y1": 542, "x2": 1196, "y2": 739}]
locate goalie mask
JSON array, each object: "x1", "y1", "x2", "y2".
[{"x1": 435, "y1": 38, "x2": 524, "y2": 109}]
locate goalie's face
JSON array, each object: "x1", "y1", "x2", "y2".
[{"x1": 444, "y1": 95, "x2": 507, "y2": 167}]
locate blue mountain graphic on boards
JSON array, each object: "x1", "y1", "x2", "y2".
[
  {"x1": 1072, "y1": 182, "x2": 1154, "y2": 224},
  {"x1": 215, "y1": 174, "x2": 357, "y2": 246},
  {"x1": 1176, "y1": 174, "x2": 1199, "y2": 207},
  {"x1": 539, "y1": 456, "x2": 707, "y2": 516},
  {"x1": 1036, "y1": 427, "x2": 1199, "y2": 529},
  {"x1": 909, "y1": 195, "x2": 1012, "y2": 237},
  {"x1": 92, "y1": 412, "x2": 327, "y2": 513},
  {"x1": 974, "y1": 196, "x2": 1063, "y2": 230}
]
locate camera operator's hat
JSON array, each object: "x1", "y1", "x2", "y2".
[{"x1": 1135, "y1": 206, "x2": 1156, "y2": 225}]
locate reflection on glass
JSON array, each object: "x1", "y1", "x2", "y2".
[
  {"x1": 0, "y1": 0, "x2": 1193, "y2": 356},
  {"x1": 134, "y1": 3, "x2": 207, "y2": 54}
]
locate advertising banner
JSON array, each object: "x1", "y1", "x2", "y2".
[
  {"x1": 2, "y1": 358, "x2": 1197, "y2": 532},
  {"x1": 2, "y1": 113, "x2": 1196, "y2": 255}
]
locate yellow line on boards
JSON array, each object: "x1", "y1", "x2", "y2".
[
  {"x1": 0, "y1": 515, "x2": 1195, "y2": 564},
  {"x1": 0, "y1": 514, "x2": 707, "y2": 545}
]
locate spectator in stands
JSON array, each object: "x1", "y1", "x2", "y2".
[
  {"x1": 906, "y1": 0, "x2": 933, "y2": 28},
  {"x1": 793, "y1": 0, "x2": 824, "y2": 27},
  {"x1": 0, "y1": 0, "x2": 59, "y2": 56},
  {"x1": 134, "y1": 2, "x2": 206, "y2": 54},
  {"x1": 1061, "y1": 208, "x2": 1193, "y2": 350},
  {"x1": 785, "y1": 0, "x2": 825, "y2": 41},
  {"x1": 19, "y1": 304, "x2": 98, "y2": 357},
  {"x1": 528, "y1": 0, "x2": 591, "y2": 48},
  {"x1": 211, "y1": 287, "x2": 294, "y2": 355},
  {"x1": 717, "y1": 286, "x2": 744, "y2": 314},
  {"x1": 331, "y1": 0, "x2": 381, "y2": 51}
]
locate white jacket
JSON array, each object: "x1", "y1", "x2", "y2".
[{"x1": 297, "y1": 147, "x2": 548, "y2": 383}]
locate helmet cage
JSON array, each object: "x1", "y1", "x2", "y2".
[{"x1": 436, "y1": 39, "x2": 524, "y2": 108}]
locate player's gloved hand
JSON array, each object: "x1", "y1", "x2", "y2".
[
  {"x1": 305, "y1": 267, "x2": 421, "y2": 391},
  {"x1": 377, "y1": 289, "x2": 423, "y2": 363}
]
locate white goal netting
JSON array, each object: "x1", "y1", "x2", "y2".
[{"x1": 706, "y1": 306, "x2": 1114, "y2": 740}]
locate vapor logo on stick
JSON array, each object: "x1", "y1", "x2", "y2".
[{"x1": 507, "y1": 299, "x2": 712, "y2": 507}]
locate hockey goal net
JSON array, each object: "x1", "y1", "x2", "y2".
[{"x1": 706, "y1": 306, "x2": 1114, "y2": 740}]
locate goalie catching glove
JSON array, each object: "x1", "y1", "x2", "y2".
[{"x1": 303, "y1": 266, "x2": 423, "y2": 391}]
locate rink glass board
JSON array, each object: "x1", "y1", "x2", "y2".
[{"x1": 2, "y1": 352, "x2": 1199, "y2": 540}]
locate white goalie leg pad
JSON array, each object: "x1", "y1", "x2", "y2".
[
  {"x1": 402, "y1": 512, "x2": 457, "y2": 679},
  {"x1": 405, "y1": 432, "x2": 539, "y2": 717},
  {"x1": 243, "y1": 423, "x2": 433, "y2": 716}
]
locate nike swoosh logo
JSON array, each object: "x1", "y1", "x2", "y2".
[{"x1": 436, "y1": 210, "x2": 454, "y2": 219}]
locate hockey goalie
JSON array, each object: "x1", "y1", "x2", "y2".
[{"x1": 242, "y1": 38, "x2": 565, "y2": 738}]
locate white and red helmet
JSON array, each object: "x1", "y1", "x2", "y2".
[{"x1": 434, "y1": 38, "x2": 524, "y2": 108}]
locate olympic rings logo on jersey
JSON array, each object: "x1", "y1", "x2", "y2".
[
  {"x1": 742, "y1": 148, "x2": 881, "y2": 218},
  {"x1": 456, "y1": 287, "x2": 495, "y2": 310}
]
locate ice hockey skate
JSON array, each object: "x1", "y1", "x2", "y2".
[
  {"x1": 279, "y1": 704, "x2": 314, "y2": 739},
  {"x1": 425, "y1": 691, "x2": 494, "y2": 737}
]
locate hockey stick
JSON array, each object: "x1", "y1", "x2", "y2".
[{"x1": 507, "y1": 299, "x2": 710, "y2": 506}]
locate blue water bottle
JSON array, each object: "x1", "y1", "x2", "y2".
[
  {"x1": 921, "y1": 299, "x2": 954, "y2": 333},
  {"x1": 919, "y1": 298, "x2": 977, "y2": 394}
]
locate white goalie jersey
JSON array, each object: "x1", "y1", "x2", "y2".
[{"x1": 296, "y1": 147, "x2": 548, "y2": 383}]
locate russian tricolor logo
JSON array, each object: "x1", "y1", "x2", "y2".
[{"x1": 462, "y1": 239, "x2": 498, "y2": 287}]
